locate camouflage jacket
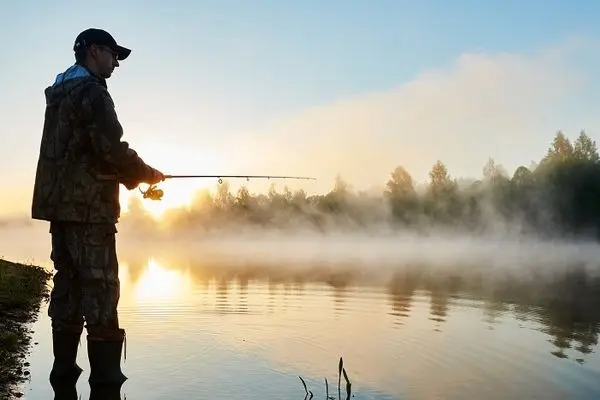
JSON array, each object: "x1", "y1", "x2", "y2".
[{"x1": 31, "y1": 64, "x2": 156, "y2": 224}]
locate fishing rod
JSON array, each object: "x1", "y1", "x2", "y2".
[{"x1": 140, "y1": 174, "x2": 317, "y2": 201}]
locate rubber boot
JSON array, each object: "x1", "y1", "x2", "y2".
[
  {"x1": 87, "y1": 328, "x2": 128, "y2": 385},
  {"x1": 49, "y1": 329, "x2": 83, "y2": 386}
]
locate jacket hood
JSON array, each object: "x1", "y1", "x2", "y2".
[{"x1": 44, "y1": 64, "x2": 103, "y2": 106}]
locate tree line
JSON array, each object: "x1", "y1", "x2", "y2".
[{"x1": 126, "y1": 130, "x2": 600, "y2": 238}]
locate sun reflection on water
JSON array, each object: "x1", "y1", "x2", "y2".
[{"x1": 132, "y1": 257, "x2": 193, "y2": 303}]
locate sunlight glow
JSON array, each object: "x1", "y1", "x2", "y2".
[
  {"x1": 118, "y1": 141, "x2": 232, "y2": 219},
  {"x1": 136, "y1": 182, "x2": 194, "y2": 219},
  {"x1": 133, "y1": 258, "x2": 193, "y2": 302}
]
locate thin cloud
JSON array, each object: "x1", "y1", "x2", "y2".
[{"x1": 232, "y1": 36, "x2": 600, "y2": 195}]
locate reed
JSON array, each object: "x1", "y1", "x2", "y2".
[{"x1": 298, "y1": 356, "x2": 352, "y2": 400}]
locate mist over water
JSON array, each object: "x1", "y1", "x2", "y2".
[
  {"x1": 4, "y1": 216, "x2": 600, "y2": 283},
  {"x1": 3, "y1": 215, "x2": 600, "y2": 399}
]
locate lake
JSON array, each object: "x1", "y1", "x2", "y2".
[{"x1": 4, "y1": 226, "x2": 600, "y2": 399}]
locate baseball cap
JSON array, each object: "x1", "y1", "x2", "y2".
[{"x1": 73, "y1": 28, "x2": 131, "y2": 61}]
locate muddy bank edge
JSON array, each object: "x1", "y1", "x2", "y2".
[{"x1": 0, "y1": 258, "x2": 52, "y2": 399}]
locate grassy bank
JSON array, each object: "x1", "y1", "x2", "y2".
[{"x1": 0, "y1": 258, "x2": 52, "y2": 399}]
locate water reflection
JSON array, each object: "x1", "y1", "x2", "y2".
[
  {"x1": 120, "y1": 254, "x2": 600, "y2": 367},
  {"x1": 50, "y1": 382, "x2": 78, "y2": 400},
  {"x1": 387, "y1": 271, "x2": 417, "y2": 326},
  {"x1": 215, "y1": 278, "x2": 228, "y2": 313},
  {"x1": 533, "y1": 271, "x2": 600, "y2": 363},
  {"x1": 330, "y1": 285, "x2": 348, "y2": 315},
  {"x1": 19, "y1": 249, "x2": 600, "y2": 399},
  {"x1": 52, "y1": 383, "x2": 124, "y2": 400},
  {"x1": 88, "y1": 384, "x2": 123, "y2": 400},
  {"x1": 238, "y1": 277, "x2": 249, "y2": 314}
]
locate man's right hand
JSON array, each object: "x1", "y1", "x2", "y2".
[{"x1": 146, "y1": 167, "x2": 165, "y2": 185}]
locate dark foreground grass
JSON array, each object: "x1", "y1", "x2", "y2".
[{"x1": 0, "y1": 258, "x2": 52, "y2": 399}]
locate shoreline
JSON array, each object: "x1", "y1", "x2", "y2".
[{"x1": 0, "y1": 258, "x2": 52, "y2": 399}]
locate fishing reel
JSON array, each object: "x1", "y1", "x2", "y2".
[{"x1": 140, "y1": 184, "x2": 164, "y2": 201}]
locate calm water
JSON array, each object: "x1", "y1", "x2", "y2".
[{"x1": 3, "y1": 228, "x2": 600, "y2": 399}]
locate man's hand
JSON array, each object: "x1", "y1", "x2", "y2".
[
  {"x1": 121, "y1": 167, "x2": 164, "y2": 189},
  {"x1": 146, "y1": 167, "x2": 165, "y2": 185}
]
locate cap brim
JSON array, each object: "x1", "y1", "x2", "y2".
[{"x1": 115, "y1": 45, "x2": 131, "y2": 61}]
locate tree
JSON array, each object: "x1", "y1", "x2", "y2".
[
  {"x1": 479, "y1": 158, "x2": 511, "y2": 218},
  {"x1": 511, "y1": 166, "x2": 533, "y2": 186},
  {"x1": 215, "y1": 180, "x2": 233, "y2": 210},
  {"x1": 319, "y1": 174, "x2": 352, "y2": 215},
  {"x1": 293, "y1": 189, "x2": 307, "y2": 203},
  {"x1": 283, "y1": 186, "x2": 293, "y2": 203},
  {"x1": 235, "y1": 186, "x2": 253, "y2": 210},
  {"x1": 427, "y1": 160, "x2": 455, "y2": 197},
  {"x1": 573, "y1": 130, "x2": 599, "y2": 163},
  {"x1": 385, "y1": 166, "x2": 419, "y2": 223},
  {"x1": 424, "y1": 161, "x2": 460, "y2": 224},
  {"x1": 543, "y1": 131, "x2": 574, "y2": 164},
  {"x1": 290, "y1": 188, "x2": 308, "y2": 211},
  {"x1": 386, "y1": 166, "x2": 417, "y2": 198},
  {"x1": 482, "y1": 157, "x2": 507, "y2": 183},
  {"x1": 332, "y1": 174, "x2": 350, "y2": 196}
]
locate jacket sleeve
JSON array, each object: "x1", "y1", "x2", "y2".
[{"x1": 86, "y1": 84, "x2": 155, "y2": 186}]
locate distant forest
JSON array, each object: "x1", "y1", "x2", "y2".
[{"x1": 126, "y1": 130, "x2": 600, "y2": 239}]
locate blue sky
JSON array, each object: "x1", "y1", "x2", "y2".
[
  {"x1": 4, "y1": 0, "x2": 594, "y2": 117},
  {"x1": 1, "y1": 1, "x2": 600, "y2": 216}
]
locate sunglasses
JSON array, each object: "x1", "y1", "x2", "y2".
[{"x1": 97, "y1": 45, "x2": 118, "y2": 60}]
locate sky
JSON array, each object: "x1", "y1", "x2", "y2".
[{"x1": 1, "y1": 0, "x2": 600, "y2": 218}]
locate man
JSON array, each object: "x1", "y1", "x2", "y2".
[{"x1": 31, "y1": 28, "x2": 164, "y2": 386}]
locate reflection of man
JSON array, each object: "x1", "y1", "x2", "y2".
[{"x1": 31, "y1": 28, "x2": 164, "y2": 386}]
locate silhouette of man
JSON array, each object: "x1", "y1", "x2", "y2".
[{"x1": 31, "y1": 28, "x2": 164, "y2": 386}]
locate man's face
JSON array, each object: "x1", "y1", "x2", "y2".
[{"x1": 90, "y1": 44, "x2": 120, "y2": 79}]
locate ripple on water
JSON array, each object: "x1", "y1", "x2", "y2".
[{"x1": 18, "y1": 258, "x2": 600, "y2": 400}]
